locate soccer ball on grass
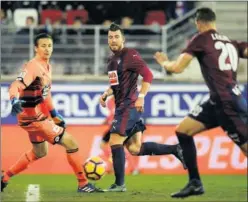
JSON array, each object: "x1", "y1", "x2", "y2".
[{"x1": 83, "y1": 156, "x2": 106, "y2": 180}]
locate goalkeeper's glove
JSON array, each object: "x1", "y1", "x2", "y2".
[
  {"x1": 50, "y1": 109, "x2": 66, "y2": 128},
  {"x1": 11, "y1": 97, "x2": 26, "y2": 116}
]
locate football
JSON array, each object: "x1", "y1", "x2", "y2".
[{"x1": 83, "y1": 156, "x2": 106, "y2": 180}]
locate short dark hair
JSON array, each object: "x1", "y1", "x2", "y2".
[
  {"x1": 108, "y1": 23, "x2": 124, "y2": 35},
  {"x1": 34, "y1": 33, "x2": 53, "y2": 47},
  {"x1": 195, "y1": 7, "x2": 216, "y2": 22}
]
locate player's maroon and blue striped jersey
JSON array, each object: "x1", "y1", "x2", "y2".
[
  {"x1": 107, "y1": 48, "x2": 153, "y2": 108},
  {"x1": 182, "y1": 29, "x2": 247, "y2": 102}
]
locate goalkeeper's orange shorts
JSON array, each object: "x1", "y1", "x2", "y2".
[{"x1": 20, "y1": 118, "x2": 64, "y2": 144}]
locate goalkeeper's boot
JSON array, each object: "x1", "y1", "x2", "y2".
[
  {"x1": 174, "y1": 144, "x2": 187, "y2": 170},
  {"x1": 1, "y1": 171, "x2": 8, "y2": 192},
  {"x1": 171, "y1": 179, "x2": 204, "y2": 198},
  {"x1": 78, "y1": 183, "x2": 103, "y2": 193},
  {"x1": 105, "y1": 184, "x2": 127, "y2": 192}
]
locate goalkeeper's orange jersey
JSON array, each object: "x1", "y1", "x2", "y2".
[{"x1": 9, "y1": 57, "x2": 54, "y2": 126}]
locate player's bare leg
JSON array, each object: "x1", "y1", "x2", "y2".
[
  {"x1": 1, "y1": 141, "x2": 48, "y2": 192},
  {"x1": 124, "y1": 148, "x2": 140, "y2": 175},
  {"x1": 171, "y1": 116, "x2": 207, "y2": 198},
  {"x1": 106, "y1": 133, "x2": 127, "y2": 192},
  {"x1": 240, "y1": 142, "x2": 248, "y2": 157},
  {"x1": 125, "y1": 131, "x2": 187, "y2": 169},
  {"x1": 59, "y1": 132, "x2": 102, "y2": 193},
  {"x1": 33, "y1": 141, "x2": 49, "y2": 157}
]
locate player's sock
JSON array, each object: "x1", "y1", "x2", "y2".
[
  {"x1": 111, "y1": 144, "x2": 125, "y2": 186},
  {"x1": 3, "y1": 149, "x2": 38, "y2": 182},
  {"x1": 66, "y1": 148, "x2": 88, "y2": 187},
  {"x1": 176, "y1": 132, "x2": 201, "y2": 181},
  {"x1": 4, "y1": 150, "x2": 38, "y2": 180},
  {"x1": 138, "y1": 142, "x2": 177, "y2": 155}
]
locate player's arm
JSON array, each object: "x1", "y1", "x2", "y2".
[
  {"x1": 100, "y1": 87, "x2": 113, "y2": 108},
  {"x1": 9, "y1": 65, "x2": 35, "y2": 99},
  {"x1": 138, "y1": 67, "x2": 153, "y2": 97},
  {"x1": 154, "y1": 34, "x2": 203, "y2": 74},
  {"x1": 153, "y1": 52, "x2": 194, "y2": 74},
  {"x1": 129, "y1": 51, "x2": 153, "y2": 97},
  {"x1": 244, "y1": 48, "x2": 248, "y2": 58},
  {"x1": 8, "y1": 65, "x2": 36, "y2": 115},
  {"x1": 129, "y1": 51, "x2": 153, "y2": 111},
  {"x1": 43, "y1": 90, "x2": 66, "y2": 128},
  {"x1": 103, "y1": 87, "x2": 114, "y2": 97},
  {"x1": 236, "y1": 41, "x2": 248, "y2": 58}
]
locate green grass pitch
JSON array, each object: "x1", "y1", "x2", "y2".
[{"x1": 1, "y1": 174, "x2": 247, "y2": 202}]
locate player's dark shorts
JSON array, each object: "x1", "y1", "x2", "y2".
[
  {"x1": 188, "y1": 96, "x2": 248, "y2": 146},
  {"x1": 110, "y1": 107, "x2": 146, "y2": 138}
]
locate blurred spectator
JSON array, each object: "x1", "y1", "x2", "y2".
[
  {"x1": 67, "y1": 17, "x2": 86, "y2": 44},
  {"x1": 121, "y1": 16, "x2": 134, "y2": 35},
  {"x1": 84, "y1": 2, "x2": 105, "y2": 24},
  {"x1": 67, "y1": 16, "x2": 82, "y2": 35},
  {"x1": 1, "y1": 9, "x2": 9, "y2": 25},
  {"x1": 121, "y1": 16, "x2": 133, "y2": 29},
  {"x1": 26, "y1": 16, "x2": 35, "y2": 26},
  {"x1": 100, "y1": 19, "x2": 112, "y2": 34},
  {"x1": 15, "y1": 16, "x2": 37, "y2": 44},
  {"x1": 52, "y1": 19, "x2": 64, "y2": 44},
  {"x1": 184, "y1": 1, "x2": 195, "y2": 14},
  {"x1": 17, "y1": 16, "x2": 36, "y2": 35},
  {"x1": 1, "y1": 1, "x2": 14, "y2": 12},
  {"x1": 118, "y1": 2, "x2": 143, "y2": 24},
  {"x1": 165, "y1": 1, "x2": 177, "y2": 22},
  {"x1": 103, "y1": 19, "x2": 112, "y2": 27}
]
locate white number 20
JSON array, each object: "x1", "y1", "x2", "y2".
[{"x1": 215, "y1": 41, "x2": 238, "y2": 72}]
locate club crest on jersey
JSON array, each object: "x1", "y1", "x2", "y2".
[{"x1": 108, "y1": 70, "x2": 119, "y2": 86}]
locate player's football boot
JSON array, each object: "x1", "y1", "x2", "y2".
[
  {"x1": 1, "y1": 171, "x2": 8, "y2": 192},
  {"x1": 174, "y1": 144, "x2": 187, "y2": 170},
  {"x1": 171, "y1": 179, "x2": 204, "y2": 198},
  {"x1": 77, "y1": 183, "x2": 103, "y2": 193},
  {"x1": 105, "y1": 184, "x2": 127, "y2": 192}
]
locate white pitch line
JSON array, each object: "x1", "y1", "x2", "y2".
[{"x1": 26, "y1": 184, "x2": 40, "y2": 202}]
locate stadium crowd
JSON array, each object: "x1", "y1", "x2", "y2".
[{"x1": 1, "y1": 1, "x2": 195, "y2": 28}]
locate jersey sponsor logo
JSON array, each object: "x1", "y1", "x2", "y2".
[
  {"x1": 1, "y1": 84, "x2": 247, "y2": 125},
  {"x1": 108, "y1": 70, "x2": 119, "y2": 86}
]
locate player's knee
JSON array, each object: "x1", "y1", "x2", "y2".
[
  {"x1": 175, "y1": 125, "x2": 191, "y2": 136},
  {"x1": 127, "y1": 144, "x2": 142, "y2": 156},
  {"x1": 60, "y1": 132, "x2": 78, "y2": 150},
  {"x1": 32, "y1": 142, "x2": 48, "y2": 158},
  {"x1": 175, "y1": 124, "x2": 197, "y2": 136},
  {"x1": 35, "y1": 149, "x2": 48, "y2": 158},
  {"x1": 33, "y1": 147, "x2": 48, "y2": 158}
]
